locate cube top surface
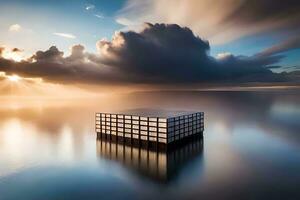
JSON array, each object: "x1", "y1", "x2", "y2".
[{"x1": 96, "y1": 108, "x2": 203, "y2": 119}]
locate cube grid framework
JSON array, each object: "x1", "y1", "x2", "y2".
[{"x1": 95, "y1": 111, "x2": 204, "y2": 144}]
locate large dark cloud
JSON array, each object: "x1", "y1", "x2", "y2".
[
  {"x1": 0, "y1": 23, "x2": 298, "y2": 85},
  {"x1": 98, "y1": 23, "x2": 288, "y2": 83}
]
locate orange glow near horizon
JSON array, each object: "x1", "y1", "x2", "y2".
[{"x1": 0, "y1": 72, "x2": 104, "y2": 99}]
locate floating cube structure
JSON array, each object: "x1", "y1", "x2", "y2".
[{"x1": 95, "y1": 110, "x2": 204, "y2": 145}]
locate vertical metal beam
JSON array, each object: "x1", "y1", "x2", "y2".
[
  {"x1": 123, "y1": 114, "x2": 125, "y2": 142},
  {"x1": 156, "y1": 117, "x2": 159, "y2": 145},
  {"x1": 138, "y1": 116, "x2": 141, "y2": 146},
  {"x1": 147, "y1": 117, "x2": 149, "y2": 145},
  {"x1": 116, "y1": 114, "x2": 118, "y2": 142},
  {"x1": 130, "y1": 115, "x2": 133, "y2": 144}
]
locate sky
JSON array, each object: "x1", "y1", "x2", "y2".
[{"x1": 0, "y1": 0, "x2": 299, "y2": 95}]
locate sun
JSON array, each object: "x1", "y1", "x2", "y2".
[
  {"x1": 8, "y1": 75, "x2": 21, "y2": 82},
  {"x1": 2, "y1": 51, "x2": 23, "y2": 62}
]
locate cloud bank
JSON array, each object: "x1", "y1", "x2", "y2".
[
  {"x1": 98, "y1": 23, "x2": 286, "y2": 83},
  {"x1": 0, "y1": 23, "x2": 298, "y2": 86}
]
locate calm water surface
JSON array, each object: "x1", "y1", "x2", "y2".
[{"x1": 0, "y1": 91, "x2": 300, "y2": 200}]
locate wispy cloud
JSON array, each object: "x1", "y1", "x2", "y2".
[
  {"x1": 85, "y1": 4, "x2": 104, "y2": 19},
  {"x1": 53, "y1": 32, "x2": 76, "y2": 39},
  {"x1": 9, "y1": 24, "x2": 22, "y2": 32},
  {"x1": 256, "y1": 35, "x2": 300, "y2": 57},
  {"x1": 115, "y1": 17, "x2": 135, "y2": 26},
  {"x1": 94, "y1": 14, "x2": 104, "y2": 19},
  {"x1": 85, "y1": 4, "x2": 95, "y2": 11},
  {"x1": 118, "y1": 0, "x2": 300, "y2": 45}
]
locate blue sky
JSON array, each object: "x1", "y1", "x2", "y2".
[{"x1": 0, "y1": 0, "x2": 125, "y2": 54}]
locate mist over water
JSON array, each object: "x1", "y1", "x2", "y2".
[{"x1": 0, "y1": 90, "x2": 300, "y2": 200}]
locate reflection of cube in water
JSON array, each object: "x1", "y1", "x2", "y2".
[
  {"x1": 95, "y1": 110, "x2": 204, "y2": 144},
  {"x1": 96, "y1": 136, "x2": 204, "y2": 183}
]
